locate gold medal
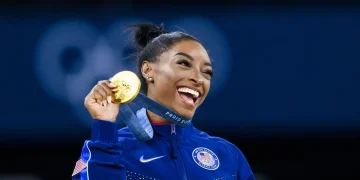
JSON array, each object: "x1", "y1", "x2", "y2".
[{"x1": 110, "y1": 71, "x2": 141, "y2": 104}]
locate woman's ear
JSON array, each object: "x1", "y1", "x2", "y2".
[{"x1": 141, "y1": 61, "x2": 154, "y2": 82}]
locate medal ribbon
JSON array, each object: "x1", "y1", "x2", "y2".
[{"x1": 119, "y1": 93, "x2": 192, "y2": 141}]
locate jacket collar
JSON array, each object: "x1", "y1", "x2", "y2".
[{"x1": 136, "y1": 108, "x2": 197, "y2": 140}]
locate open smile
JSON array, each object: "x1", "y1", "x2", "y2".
[{"x1": 176, "y1": 86, "x2": 202, "y2": 107}]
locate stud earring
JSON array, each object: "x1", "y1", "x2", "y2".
[{"x1": 146, "y1": 76, "x2": 153, "y2": 82}]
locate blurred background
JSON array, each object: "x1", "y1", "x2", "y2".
[{"x1": 1, "y1": 0, "x2": 360, "y2": 179}]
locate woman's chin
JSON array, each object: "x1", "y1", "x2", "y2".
[{"x1": 175, "y1": 107, "x2": 195, "y2": 119}]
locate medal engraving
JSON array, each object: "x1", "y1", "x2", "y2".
[{"x1": 110, "y1": 71, "x2": 141, "y2": 104}]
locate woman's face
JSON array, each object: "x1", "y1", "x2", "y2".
[{"x1": 144, "y1": 40, "x2": 213, "y2": 118}]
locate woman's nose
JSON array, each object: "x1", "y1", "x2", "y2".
[{"x1": 188, "y1": 73, "x2": 204, "y2": 86}]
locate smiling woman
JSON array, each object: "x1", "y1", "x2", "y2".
[
  {"x1": 72, "y1": 23, "x2": 255, "y2": 180},
  {"x1": 133, "y1": 24, "x2": 213, "y2": 120}
]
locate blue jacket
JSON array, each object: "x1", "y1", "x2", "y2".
[{"x1": 72, "y1": 108, "x2": 255, "y2": 180}]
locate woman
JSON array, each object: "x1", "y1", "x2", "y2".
[{"x1": 72, "y1": 23, "x2": 255, "y2": 180}]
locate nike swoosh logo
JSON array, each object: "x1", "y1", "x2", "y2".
[{"x1": 139, "y1": 155, "x2": 166, "y2": 163}]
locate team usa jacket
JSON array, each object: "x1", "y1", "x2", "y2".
[{"x1": 72, "y1": 108, "x2": 255, "y2": 180}]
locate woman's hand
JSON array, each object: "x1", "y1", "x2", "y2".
[{"x1": 84, "y1": 80, "x2": 120, "y2": 122}]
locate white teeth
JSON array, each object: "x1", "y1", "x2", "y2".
[{"x1": 177, "y1": 87, "x2": 200, "y2": 98}]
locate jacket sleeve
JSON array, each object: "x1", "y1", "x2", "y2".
[
  {"x1": 72, "y1": 120, "x2": 126, "y2": 180},
  {"x1": 236, "y1": 149, "x2": 256, "y2": 180}
]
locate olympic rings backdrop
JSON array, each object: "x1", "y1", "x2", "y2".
[
  {"x1": 1, "y1": 6, "x2": 360, "y2": 141},
  {"x1": 1, "y1": 3, "x2": 360, "y2": 180}
]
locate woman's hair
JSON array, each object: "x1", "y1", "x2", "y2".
[{"x1": 128, "y1": 23, "x2": 200, "y2": 94}]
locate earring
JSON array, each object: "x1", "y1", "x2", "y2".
[{"x1": 146, "y1": 76, "x2": 153, "y2": 82}]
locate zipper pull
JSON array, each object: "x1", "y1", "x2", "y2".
[
  {"x1": 170, "y1": 124, "x2": 177, "y2": 159},
  {"x1": 171, "y1": 124, "x2": 176, "y2": 135}
]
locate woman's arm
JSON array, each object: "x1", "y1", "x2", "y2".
[
  {"x1": 236, "y1": 149, "x2": 255, "y2": 180},
  {"x1": 72, "y1": 120, "x2": 125, "y2": 180}
]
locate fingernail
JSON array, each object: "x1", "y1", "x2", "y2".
[
  {"x1": 103, "y1": 100, "x2": 107, "y2": 107},
  {"x1": 107, "y1": 96, "x2": 112, "y2": 104},
  {"x1": 110, "y1": 83, "x2": 116, "y2": 87}
]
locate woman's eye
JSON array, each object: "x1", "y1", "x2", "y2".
[
  {"x1": 204, "y1": 70, "x2": 214, "y2": 77},
  {"x1": 178, "y1": 60, "x2": 190, "y2": 67}
]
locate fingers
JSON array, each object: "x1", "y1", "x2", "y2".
[
  {"x1": 102, "y1": 80, "x2": 117, "y2": 89},
  {"x1": 93, "y1": 91, "x2": 103, "y2": 104},
  {"x1": 91, "y1": 80, "x2": 118, "y2": 107},
  {"x1": 98, "y1": 82, "x2": 114, "y2": 98}
]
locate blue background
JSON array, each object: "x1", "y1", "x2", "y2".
[
  {"x1": 0, "y1": 2, "x2": 359, "y2": 180},
  {"x1": 1, "y1": 6, "x2": 359, "y2": 139}
]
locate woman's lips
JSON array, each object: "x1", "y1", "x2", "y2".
[{"x1": 176, "y1": 91, "x2": 199, "y2": 107}]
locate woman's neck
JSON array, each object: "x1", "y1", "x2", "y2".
[{"x1": 146, "y1": 110, "x2": 172, "y2": 124}]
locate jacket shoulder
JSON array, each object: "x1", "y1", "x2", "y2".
[{"x1": 196, "y1": 131, "x2": 243, "y2": 158}]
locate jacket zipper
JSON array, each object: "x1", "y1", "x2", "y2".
[
  {"x1": 170, "y1": 124, "x2": 177, "y2": 158},
  {"x1": 170, "y1": 124, "x2": 187, "y2": 180}
]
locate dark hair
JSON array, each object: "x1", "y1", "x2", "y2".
[{"x1": 128, "y1": 23, "x2": 200, "y2": 94}]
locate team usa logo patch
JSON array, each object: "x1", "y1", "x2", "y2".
[{"x1": 192, "y1": 147, "x2": 220, "y2": 170}]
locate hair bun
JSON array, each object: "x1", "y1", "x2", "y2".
[{"x1": 129, "y1": 23, "x2": 168, "y2": 48}]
